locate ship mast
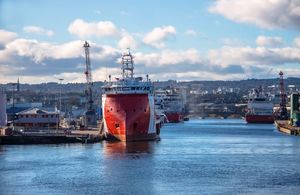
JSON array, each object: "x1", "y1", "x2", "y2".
[{"x1": 121, "y1": 48, "x2": 134, "y2": 79}]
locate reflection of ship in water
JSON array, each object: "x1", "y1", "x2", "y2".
[
  {"x1": 102, "y1": 141, "x2": 156, "y2": 194},
  {"x1": 103, "y1": 141, "x2": 154, "y2": 156}
]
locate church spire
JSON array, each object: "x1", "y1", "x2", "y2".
[{"x1": 17, "y1": 78, "x2": 20, "y2": 92}]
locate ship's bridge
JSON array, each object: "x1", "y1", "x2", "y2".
[{"x1": 103, "y1": 78, "x2": 154, "y2": 95}]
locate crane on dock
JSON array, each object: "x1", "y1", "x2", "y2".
[
  {"x1": 278, "y1": 71, "x2": 289, "y2": 120},
  {"x1": 83, "y1": 41, "x2": 97, "y2": 127}
]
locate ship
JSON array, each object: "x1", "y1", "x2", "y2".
[
  {"x1": 245, "y1": 87, "x2": 274, "y2": 123},
  {"x1": 164, "y1": 88, "x2": 185, "y2": 123},
  {"x1": 154, "y1": 89, "x2": 168, "y2": 125},
  {"x1": 102, "y1": 49, "x2": 159, "y2": 141}
]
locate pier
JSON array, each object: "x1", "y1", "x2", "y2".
[
  {"x1": 275, "y1": 120, "x2": 300, "y2": 135},
  {"x1": 0, "y1": 128, "x2": 105, "y2": 145}
]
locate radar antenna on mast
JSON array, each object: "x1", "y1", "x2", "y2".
[{"x1": 121, "y1": 48, "x2": 134, "y2": 79}]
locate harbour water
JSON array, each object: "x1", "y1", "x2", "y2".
[{"x1": 1, "y1": 119, "x2": 300, "y2": 194}]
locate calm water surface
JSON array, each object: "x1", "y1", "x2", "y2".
[{"x1": 1, "y1": 119, "x2": 300, "y2": 194}]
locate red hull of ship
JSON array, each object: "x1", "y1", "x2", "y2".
[
  {"x1": 104, "y1": 94, "x2": 157, "y2": 141},
  {"x1": 245, "y1": 114, "x2": 274, "y2": 124},
  {"x1": 166, "y1": 113, "x2": 183, "y2": 123}
]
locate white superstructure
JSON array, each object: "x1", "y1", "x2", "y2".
[{"x1": 247, "y1": 89, "x2": 273, "y2": 115}]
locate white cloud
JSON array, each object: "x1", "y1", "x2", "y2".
[
  {"x1": 256, "y1": 36, "x2": 283, "y2": 47},
  {"x1": 0, "y1": 67, "x2": 122, "y2": 84},
  {"x1": 135, "y1": 49, "x2": 202, "y2": 67},
  {"x1": 4, "y1": 39, "x2": 83, "y2": 63},
  {"x1": 0, "y1": 37, "x2": 122, "y2": 83},
  {"x1": 209, "y1": 0, "x2": 300, "y2": 30},
  {"x1": 1, "y1": 31, "x2": 300, "y2": 83},
  {"x1": 184, "y1": 29, "x2": 197, "y2": 37},
  {"x1": 151, "y1": 71, "x2": 245, "y2": 81},
  {"x1": 118, "y1": 30, "x2": 137, "y2": 49},
  {"x1": 91, "y1": 44, "x2": 120, "y2": 61},
  {"x1": 0, "y1": 29, "x2": 18, "y2": 45},
  {"x1": 275, "y1": 67, "x2": 300, "y2": 78},
  {"x1": 93, "y1": 67, "x2": 120, "y2": 81},
  {"x1": 143, "y1": 26, "x2": 176, "y2": 48},
  {"x1": 23, "y1": 26, "x2": 54, "y2": 36},
  {"x1": 208, "y1": 46, "x2": 300, "y2": 66},
  {"x1": 68, "y1": 19, "x2": 118, "y2": 38},
  {"x1": 294, "y1": 37, "x2": 300, "y2": 47},
  {"x1": 53, "y1": 72, "x2": 85, "y2": 83}
]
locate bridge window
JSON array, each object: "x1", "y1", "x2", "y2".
[{"x1": 133, "y1": 122, "x2": 138, "y2": 130}]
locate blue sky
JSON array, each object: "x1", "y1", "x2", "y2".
[{"x1": 0, "y1": 0, "x2": 299, "y2": 83}]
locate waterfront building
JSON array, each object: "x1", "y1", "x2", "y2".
[{"x1": 15, "y1": 108, "x2": 59, "y2": 128}]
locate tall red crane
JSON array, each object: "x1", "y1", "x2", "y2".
[{"x1": 278, "y1": 71, "x2": 288, "y2": 120}]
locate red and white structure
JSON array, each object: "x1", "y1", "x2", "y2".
[
  {"x1": 245, "y1": 87, "x2": 274, "y2": 123},
  {"x1": 15, "y1": 108, "x2": 59, "y2": 128},
  {"x1": 164, "y1": 88, "x2": 184, "y2": 123},
  {"x1": 102, "y1": 49, "x2": 159, "y2": 141}
]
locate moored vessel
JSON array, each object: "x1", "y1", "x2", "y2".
[
  {"x1": 245, "y1": 87, "x2": 274, "y2": 123},
  {"x1": 102, "y1": 49, "x2": 159, "y2": 141},
  {"x1": 164, "y1": 88, "x2": 184, "y2": 123}
]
